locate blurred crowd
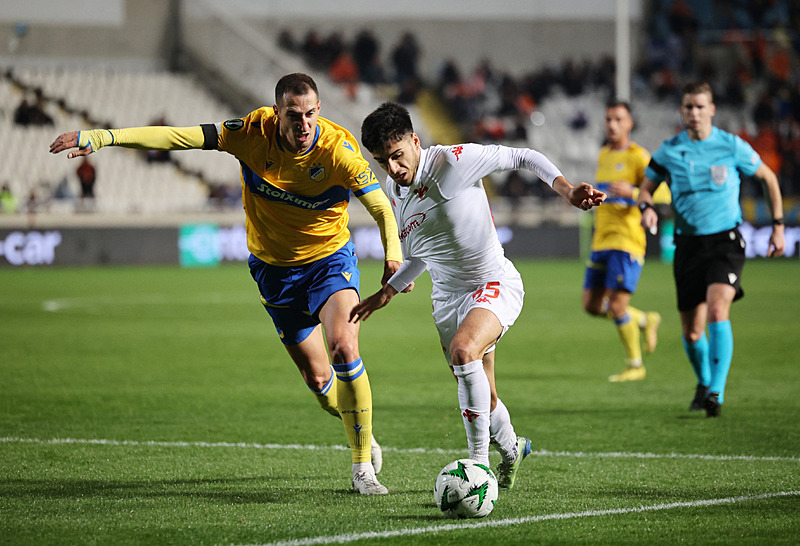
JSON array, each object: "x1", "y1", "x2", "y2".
[
  {"x1": 13, "y1": 87, "x2": 54, "y2": 127},
  {"x1": 278, "y1": 28, "x2": 423, "y2": 104},
  {"x1": 5, "y1": 1, "x2": 799, "y2": 219},
  {"x1": 277, "y1": 0, "x2": 800, "y2": 199},
  {"x1": 642, "y1": 0, "x2": 800, "y2": 198}
]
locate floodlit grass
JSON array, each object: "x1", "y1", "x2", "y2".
[{"x1": 1, "y1": 258, "x2": 798, "y2": 545}]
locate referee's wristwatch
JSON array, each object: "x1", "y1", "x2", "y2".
[{"x1": 638, "y1": 202, "x2": 654, "y2": 213}]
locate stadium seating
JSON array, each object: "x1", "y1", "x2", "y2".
[
  {"x1": 0, "y1": 61, "x2": 748, "y2": 223},
  {"x1": 2, "y1": 63, "x2": 240, "y2": 217}
]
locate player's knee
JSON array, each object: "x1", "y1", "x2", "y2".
[
  {"x1": 583, "y1": 301, "x2": 603, "y2": 316},
  {"x1": 683, "y1": 330, "x2": 705, "y2": 344},
  {"x1": 300, "y1": 365, "x2": 333, "y2": 393},
  {"x1": 583, "y1": 293, "x2": 609, "y2": 317},
  {"x1": 706, "y1": 304, "x2": 730, "y2": 323},
  {"x1": 605, "y1": 295, "x2": 630, "y2": 318},
  {"x1": 449, "y1": 342, "x2": 480, "y2": 367},
  {"x1": 328, "y1": 336, "x2": 359, "y2": 365},
  {"x1": 305, "y1": 372, "x2": 330, "y2": 392}
]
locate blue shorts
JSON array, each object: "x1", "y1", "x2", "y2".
[
  {"x1": 249, "y1": 241, "x2": 360, "y2": 345},
  {"x1": 583, "y1": 249, "x2": 643, "y2": 294}
]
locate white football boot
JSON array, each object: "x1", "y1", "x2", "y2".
[{"x1": 352, "y1": 468, "x2": 388, "y2": 495}]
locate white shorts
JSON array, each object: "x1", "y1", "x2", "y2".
[{"x1": 432, "y1": 262, "x2": 525, "y2": 364}]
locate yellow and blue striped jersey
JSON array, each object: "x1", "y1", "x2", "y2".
[
  {"x1": 216, "y1": 107, "x2": 383, "y2": 266},
  {"x1": 592, "y1": 141, "x2": 651, "y2": 257}
]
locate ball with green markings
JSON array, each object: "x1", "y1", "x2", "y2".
[{"x1": 433, "y1": 458, "x2": 498, "y2": 518}]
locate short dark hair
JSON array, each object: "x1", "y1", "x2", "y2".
[
  {"x1": 361, "y1": 102, "x2": 414, "y2": 154},
  {"x1": 605, "y1": 99, "x2": 632, "y2": 114},
  {"x1": 274, "y1": 73, "x2": 319, "y2": 106},
  {"x1": 681, "y1": 81, "x2": 714, "y2": 103}
]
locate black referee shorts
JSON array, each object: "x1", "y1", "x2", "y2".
[{"x1": 673, "y1": 227, "x2": 746, "y2": 312}]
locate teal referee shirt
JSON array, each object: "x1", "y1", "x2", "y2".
[{"x1": 645, "y1": 127, "x2": 762, "y2": 236}]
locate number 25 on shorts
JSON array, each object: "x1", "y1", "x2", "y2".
[{"x1": 472, "y1": 281, "x2": 500, "y2": 303}]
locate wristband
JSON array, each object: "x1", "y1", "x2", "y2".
[
  {"x1": 77, "y1": 129, "x2": 115, "y2": 153},
  {"x1": 638, "y1": 202, "x2": 654, "y2": 213},
  {"x1": 772, "y1": 218, "x2": 784, "y2": 226}
]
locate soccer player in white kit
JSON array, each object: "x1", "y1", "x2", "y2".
[{"x1": 351, "y1": 102, "x2": 606, "y2": 489}]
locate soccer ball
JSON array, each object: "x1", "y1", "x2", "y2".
[{"x1": 433, "y1": 458, "x2": 498, "y2": 518}]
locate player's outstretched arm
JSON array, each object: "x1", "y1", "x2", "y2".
[
  {"x1": 552, "y1": 177, "x2": 606, "y2": 210},
  {"x1": 49, "y1": 131, "x2": 88, "y2": 158},
  {"x1": 350, "y1": 284, "x2": 398, "y2": 323},
  {"x1": 382, "y1": 260, "x2": 414, "y2": 293},
  {"x1": 351, "y1": 256, "x2": 424, "y2": 321},
  {"x1": 382, "y1": 259, "x2": 402, "y2": 285},
  {"x1": 50, "y1": 126, "x2": 207, "y2": 159},
  {"x1": 357, "y1": 189, "x2": 407, "y2": 284}
]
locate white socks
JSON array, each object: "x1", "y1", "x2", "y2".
[
  {"x1": 490, "y1": 398, "x2": 517, "y2": 462},
  {"x1": 453, "y1": 359, "x2": 491, "y2": 465}
]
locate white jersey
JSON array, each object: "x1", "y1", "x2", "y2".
[{"x1": 385, "y1": 143, "x2": 562, "y2": 294}]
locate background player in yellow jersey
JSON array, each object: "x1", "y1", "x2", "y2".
[
  {"x1": 583, "y1": 100, "x2": 663, "y2": 382},
  {"x1": 49, "y1": 73, "x2": 401, "y2": 495}
]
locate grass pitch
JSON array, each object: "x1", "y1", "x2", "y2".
[{"x1": 1, "y1": 258, "x2": 798, "y2": 545}]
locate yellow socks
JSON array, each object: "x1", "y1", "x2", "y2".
[
  {"x1": 332, "y1": 358, "x2": 372, "y2": 464},
  {"x1": 614, "y1": 307, "x2": 643, "y2": 366}
]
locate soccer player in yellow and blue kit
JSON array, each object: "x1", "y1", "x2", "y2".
[
  {"x1": 638, "y1": 82, "x2": 785, "y2": 417},
  {"x1": 583, "y1": 100, "x2": 663, "y2": 382},
  {"x1": 49, "y1": 73, "x2": 401, "y2": 493}
]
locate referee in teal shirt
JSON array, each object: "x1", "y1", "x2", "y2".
[{"x1": 637, "y1": 81, "x2": 785, "y2": 417}]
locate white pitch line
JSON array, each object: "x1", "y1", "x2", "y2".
[
  {"x1": 41, "y1": 293, "x2": 252, "y2": 312},
  {"x1": 2, "y1": 438, "x2": 797, "y2": 545},
  {"x1": 531, "y1": 448, "x2": 800, "y2": 463},
  {"x1": 1, "y1": 437, "x2": 798, "y2": 463},
  {"x1": 252, "y1": 491, "x2": 800, "y2": 546},
  {"x1": 0, "y1": 437, "x2": 352, "y2": 452}
]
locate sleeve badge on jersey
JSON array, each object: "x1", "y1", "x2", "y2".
[
  {"x1": 710, "y1": 165, "x2": 727, "y2": 186},
  {"x1": 310, "y1": 164, "x2": 327, "y2": 182},
  {"x1": 223, "y1": 119, "x2": 245, "y2": 131}
]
